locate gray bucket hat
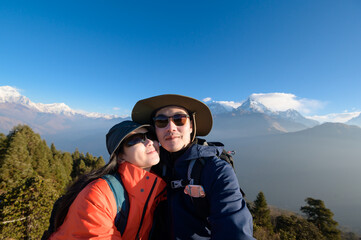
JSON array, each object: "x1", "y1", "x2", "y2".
[
  {"x1": 106, "y1": 120, "x2": 152, "y2": 159},
  {"x1": 131, "y1": 94, "x2": 213, "y2": 137}
]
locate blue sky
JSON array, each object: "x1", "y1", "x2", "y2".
[{"x1": 1, "y1": 1, "x2": 361, "y2": 121}]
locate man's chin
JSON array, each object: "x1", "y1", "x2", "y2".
[{"x1": 162, "y1": 143, "x2": 184, "y2": 153}]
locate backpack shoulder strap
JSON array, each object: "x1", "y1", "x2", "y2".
[
  {"x1": 188, "y1": 158, "x2": 210, "y2": 220},
  {"x1": 102, "y1": 172, "x2": 129, "y2": 236}
]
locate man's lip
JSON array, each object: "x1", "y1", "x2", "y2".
[{"x1": 165, "y1": 135, "x2": 180, "y2": 140}]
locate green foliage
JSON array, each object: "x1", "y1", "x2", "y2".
[
  {"x1": 49, "y1": 144, "x2": 73, "y2": 191},
  {"x1": 253, "y1": 224, "x2": 280, "y2": 240},
  {"x1": 0, "y1": 133, "x2": 6, "y2": 160},
  {"x1": 251, "y1": 191, "x2": 274, "y2": 233},
  {"x1": 0, "y1": 176, "x2": 59, "y2": 239},
  {"x1": 275, "y1": 215, "x2": 325, "y2": 240},
  {"x1": 0, "y1": 125, "x2": 36, "y2": 191},
  {"x1": 301, "y1": 197, "x2": 341, "y2": 240},
  {"x1": 0, "y1": 125, "x2": 105, "y2": 239},
  {"x1": 251, "y1": 193, "x2": 356, "y2": 240},
  {"x1": 71, "y1": 151, "x2": 105, "y2": 179}
]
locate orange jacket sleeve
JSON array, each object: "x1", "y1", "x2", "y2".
[{"x1": 50, "y1": 179, "x2": 122, "y2": 240}]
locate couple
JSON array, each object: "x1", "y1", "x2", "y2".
[{"x1": 47, "y1": 94, "x2": 255, "y2": 240}]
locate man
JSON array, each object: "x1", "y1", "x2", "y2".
[{"x1": 132, "y1": 94, "x2": 254, "y2": 240}]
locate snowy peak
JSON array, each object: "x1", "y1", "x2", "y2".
[
  {"x1": 31, "y1": 102, "x2": 76, "y2": 115},
  {"x1": 237, "y1": 97, "x2": 273, "y2": 114},
  {"x1": 276, "y1": 109, "x2": 303, "y2": 119},
  {"x1": 346, "y1": 113, "x2": 361, "y2": 126},
  {"x1": 0, "y1": 86, "x2": 75, "y2": 116},
  {"x1": 0, "y1": 86, "x2": 30, "y2": 104},
  {"x1": 0, "y1": 86, "x2": 21, "y2": 99},
  {"x1": 206, "y1": 102, "x2": 232, "y2": 115},
  {"x1": 0, "y1": 86, "x2": 118, "y2": 119}
]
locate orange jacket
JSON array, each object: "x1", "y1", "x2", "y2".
[{"x1": 50, "y1": 162, "x2": 167, "y2": 240}]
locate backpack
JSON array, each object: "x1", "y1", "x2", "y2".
[
  {"x1": 101, "y1": 172, "x2": 130, "y2": 235},
  {"x1": 170, "y1": 139, "x2": 245, "y2": 220},
  {"x1": 41, "y1": 172, "x2": 129, "y2": 239}
]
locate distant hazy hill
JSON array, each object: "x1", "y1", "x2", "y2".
[
  {"x1": 219, "y1": 122, "x2": 361, "y2": 234},
  {"x1": 347, "y1": 112, "x2": 361, "y2": 127}
]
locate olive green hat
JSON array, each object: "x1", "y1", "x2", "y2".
[{"x1": 131, "y1": 94, "x2": 213, "y2": 137}]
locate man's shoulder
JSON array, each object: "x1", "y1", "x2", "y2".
[{"x1": 192, "y1": 140, "x2": 224, "y2": 158}]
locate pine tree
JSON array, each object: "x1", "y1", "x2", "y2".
[
  {"x1": 0, "y1": 126, "x2": 35, "y2": 191},
  {"x1": 48, "y1": 144, "x2": 72, "y2": 190},
  {"x1": 0, "y1": 125, "x2": 105, "y2": 238},
  {"x1": 95, "y1": 156, "x2": 105, "y2": 169},
  {"x1": 61, "y1": 152, "x2": 73, "y2": 177},
  {"x1": 0, "y1": 133, "x2": 6, "y2": 159},
  {"x1": 301, "y1": 197, "x2": 341, "y2": 240},
  {"x1": 0, "y1": 133, "x2": 7, "y2": 171},
  {"x1": 0, "y1": 175, "x2": 59, "y2": 239},
  {"x1": 275, "y1": 215, "x2": 325, "y2": 240},
  {"x1": 252, "y1": 191, "x2": 273, "y2": 233},
  {"x1": 32, "y1": 139, "x2": 53, "y2": 178}
]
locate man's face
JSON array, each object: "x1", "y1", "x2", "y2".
[{"x1": 154, "y1": 106, "x2": 193, "y2": 152}]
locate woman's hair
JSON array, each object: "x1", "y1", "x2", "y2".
[{"x1": 53, "y1": 147, "x2": 123, "y2": 230}]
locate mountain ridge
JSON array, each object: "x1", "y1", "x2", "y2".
[{"x1": 0, "y1": 86, "x2": 120, "y2": 119}]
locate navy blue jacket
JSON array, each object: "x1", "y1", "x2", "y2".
[{"x1": 156, "y1": 141, "x2": 255, "y2": 240}]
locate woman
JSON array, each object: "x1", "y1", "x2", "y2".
[{"x1": 46, "y1": 120, "x2": 167, "y2": 239}]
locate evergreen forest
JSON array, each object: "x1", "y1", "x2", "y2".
[
  {"x1": 0, "y1": 125, "x2": 105, "y2": 239},
  {"x1": 0, "y1": 125, "x2": 359, "y2": 239}
]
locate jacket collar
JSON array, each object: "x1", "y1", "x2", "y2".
[
  {"x1": 118, "y1": 162, "x2": 162, "y2": 201},
  {"x1": 160, "y1": 139, "x2": 223, "y2": 164}
]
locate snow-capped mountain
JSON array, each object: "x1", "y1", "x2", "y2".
[
  {"x1": 0, "y1": 86, "x2": 118, "y2": 119},
  {"x1": 206, "y1": 102, "x2": 232, "y2": 115},
  {"x1": 0, "y1": 85, "x2": 327, "y2": 157},
  {"x1": 346, "y1": 113, "x2": 361, "y2": 127},
  {"x1": 274, "y1": 109, "x2": 319, "y2": 127},
  {"x1": 206, "y1": 96, "x2": 319, "y2": 128},
  {"x1": 237, "y1": 97, "x2": 274, "y2": 115},
  {"x1": 0, "y1": 86, "x2": 32, "y2": 105},
  {"x1": 0, "y1": 86, "x2": 129, "y2": 157}
]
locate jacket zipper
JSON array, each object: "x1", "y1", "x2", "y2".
[{"x1": 135, "y1": 177, "x2": 158, "y2": 240}]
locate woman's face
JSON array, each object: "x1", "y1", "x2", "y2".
[{"x1": 119, "y1": 128, "x2": 160, "y2": 171}]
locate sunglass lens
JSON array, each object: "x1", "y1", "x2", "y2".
[
  {"x1": 125, "y1": 132, "x2": 157, "y2": 147},
  {"x1": 173, "y1": 114, "x2": 188, "y2": 126},
  {"x1": 125, "y1": 133, "x2": 144, "y2": 147},
  {"x1": 154, "y1": 116, "x2": 169, "y2": 128}
]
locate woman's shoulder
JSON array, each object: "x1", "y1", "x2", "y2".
[{"x1": 74, "y1": 178, "x2": 116, "y2": 212}]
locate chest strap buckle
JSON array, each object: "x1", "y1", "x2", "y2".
[{"x1": 171, "y1": 179, "x2": 188, "y2": 189}]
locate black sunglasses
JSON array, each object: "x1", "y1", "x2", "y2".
[
  {"x1": 153, "y1": 114, "x2": 190, "y2": 128},
  {"x1": 123, "y1": 132, "x2": 158, "y2": 147}
]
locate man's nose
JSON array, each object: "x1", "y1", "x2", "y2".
[{"x1": 166, "y1": 119, "x2": 178, "y2": 131}]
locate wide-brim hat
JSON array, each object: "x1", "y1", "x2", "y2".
[
  {"x1": 106, "y1": 120, "x2": 152, "y2": 159},
  {"x1": 131, "y1": 94, "x2": 213, "y2": 136}
]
